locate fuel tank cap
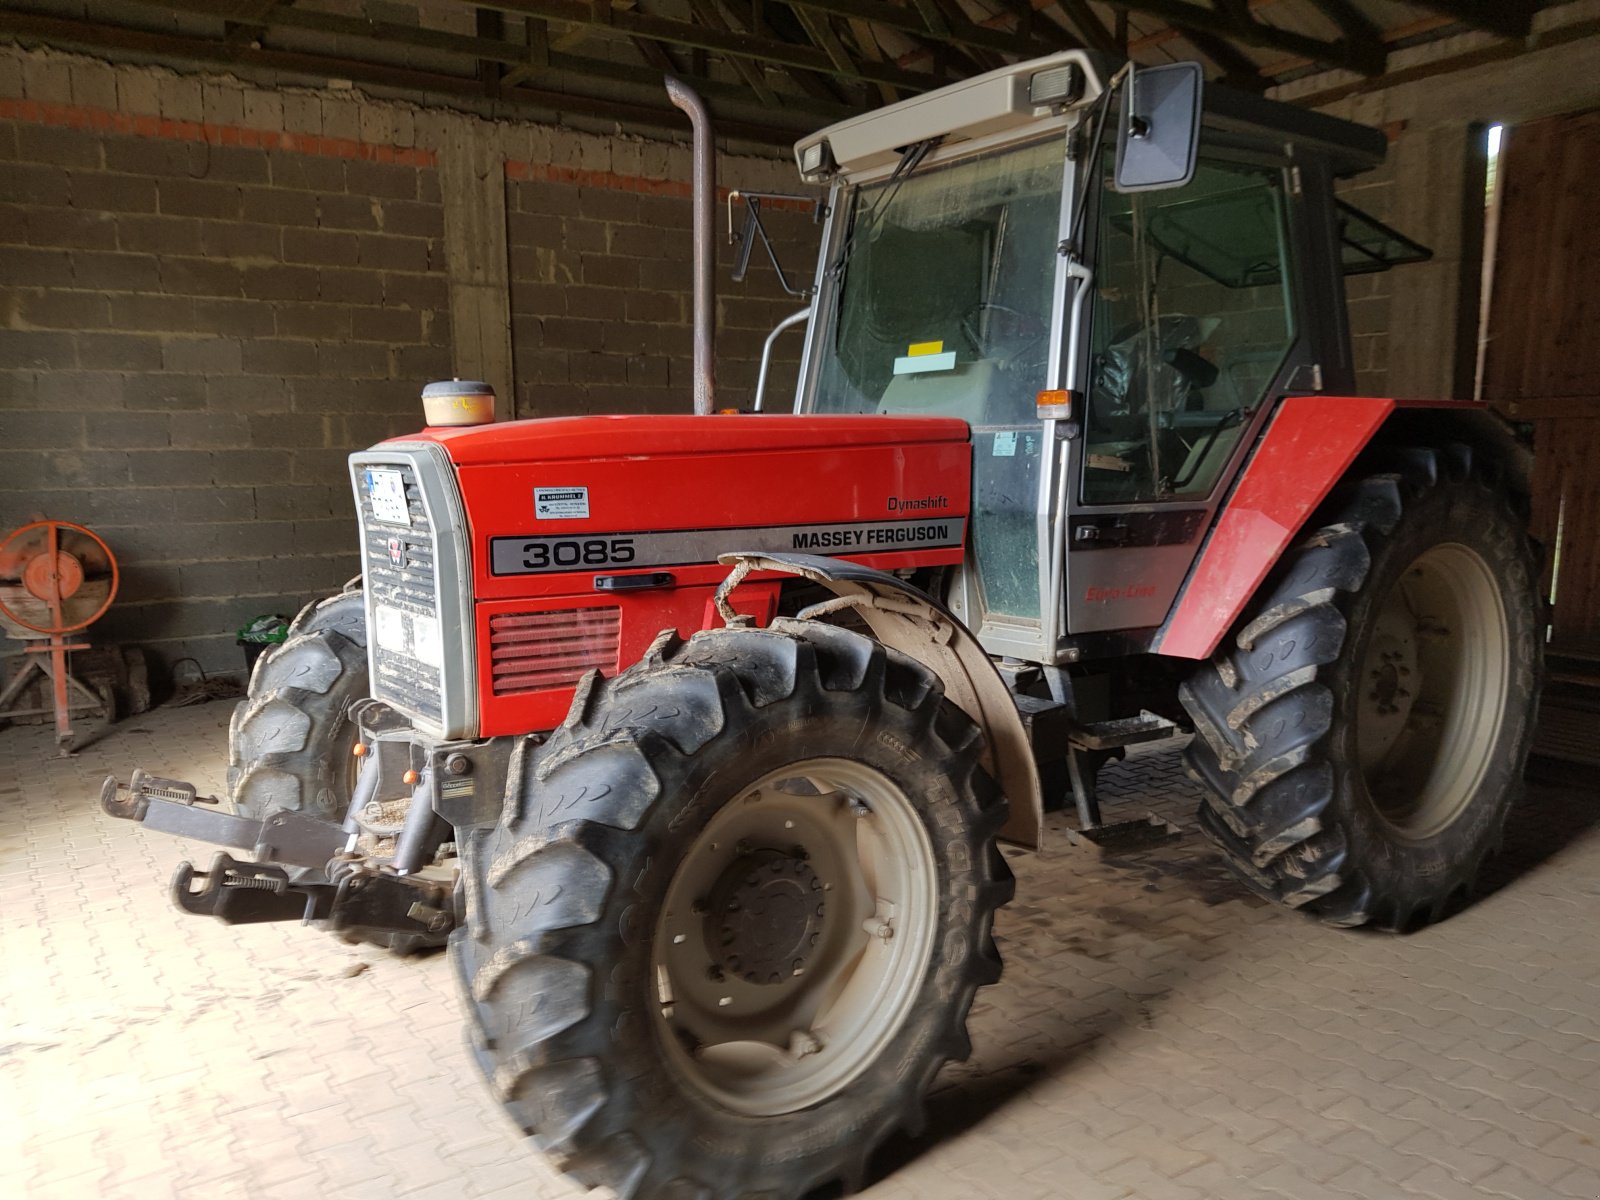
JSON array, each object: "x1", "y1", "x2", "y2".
[{"x1": 422, "y1": 379, "x2": 497, "y2": 427}]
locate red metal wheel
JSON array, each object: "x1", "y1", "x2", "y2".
[{"x1": 0, "y1": 520, "x2": 120, "y2": 636}]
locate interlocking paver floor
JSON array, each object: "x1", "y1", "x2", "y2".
[{"x1": 3, "y1": 700, "x2": 1597, "y2": 1199}]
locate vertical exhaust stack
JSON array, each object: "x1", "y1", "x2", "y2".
[{"x1": 665, "y1": 76, "x2": 716, "y2": 415}]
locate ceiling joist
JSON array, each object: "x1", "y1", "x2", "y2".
[
  {"x1": 1097, "y1": 0, "x2": 1387, "y2": 74},
  {"x1": 0, "y1": 1, "x2": 1568, "y2": 148}
]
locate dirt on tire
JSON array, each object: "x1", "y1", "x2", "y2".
[
  {"x1": 229, "y1": 584, "x2": 445, "y2": 954},
  {"x1": 453, "y1": 619, "x2": 1014, "y2": 1198},
  {"x1": 1180, "y1": 442, "x2": 1541, "y2": 931}
]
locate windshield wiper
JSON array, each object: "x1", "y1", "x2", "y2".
[{"x1": 827, "y1": 135, "x2": 943, "y2": 278}]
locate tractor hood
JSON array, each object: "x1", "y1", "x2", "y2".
[
  {"x1": 402, "y1": 412, "x2": 970, "y2": 465},
  {"x1": 382, "y1": 412, "x2": 976, "y2": 606},
  {"x1": 362, "y1": 412, "x2": 975, "y2": 736}
]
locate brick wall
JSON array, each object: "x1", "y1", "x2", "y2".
[
  {"x1": 0, "y1": 94, "x2": 449, "y2": 679},
  {"x1": 505, "y1": 171, "x2": 819, "y2": 418},
  {"x1": 1278, "y1": 5, "x2": 1600, "y2": 401},
  {"x1": 0, "y1": 47, "x2": 819, "y2": 683}
]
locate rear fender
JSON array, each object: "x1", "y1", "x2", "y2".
[
  {"x1": 717, "y1": 552, "x2": 1043, "y2": 849},
  {"x1": 1152, "y1": 394, "x2": 1395, "y2": 660}
]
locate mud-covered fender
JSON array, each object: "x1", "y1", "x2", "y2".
[
  {"x1": 716, "y1": 552, "x2": 1043, "y2": 848},
  {"x1": 1153, "y1": 395, "x2": 1395, "y2": 660}
]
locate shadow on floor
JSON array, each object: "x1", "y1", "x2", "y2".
[{"x1": 1476, "y1": 757, "x2": 1599, "y2": 900}]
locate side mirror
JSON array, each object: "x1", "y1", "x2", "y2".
[{"x1": 1114, "y1": 62, "x2": 1203, "y2": 193}]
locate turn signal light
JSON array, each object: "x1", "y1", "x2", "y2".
[
  {"x1": 352, "y1": 743, "x2": 367, "y2": 758},
  {"x1": 1036, "y1": 389, "x2": 1073, "y2": 419},
  {"x1": 402, "y1": 769, "x2": 420, "y2": 785}
]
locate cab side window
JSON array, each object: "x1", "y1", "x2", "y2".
[{"x1": 1083, "y1": 157, "x2": 1298, "y2": 504}]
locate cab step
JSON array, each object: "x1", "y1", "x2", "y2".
[{"x1": 1066, "y1": 710, "x2": 1185, "y2": 752}]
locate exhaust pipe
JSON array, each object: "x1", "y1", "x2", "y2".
[{"x1": 665, "y1": 76, "x2": 716, "y2": 415}]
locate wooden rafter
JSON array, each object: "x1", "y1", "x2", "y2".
[
  {"x1": 1178, "y1": 25, "x2": 1267, "y2": 90},
  {"x1": 1050, "y1": 0, "x2": 1123, "y2": 55},
  {"x1": 1306, "y1": 0, "x2": 1383, "y2": 46},
  {"x1": 1095, "y1": 0, "x2": 1387, "y2": 74},
  {"x1": 0, "y1": 5, "x2": 835, "y2": 142},
  {"x1": 1400, "y1": 2, "x2": 1537, "y2": 39},
  {"x1": 778, "y1": 0, "x2": 1061, "y2": 59}
]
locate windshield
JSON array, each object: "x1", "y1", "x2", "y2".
[{"x1": 811, "y1": 138, "x2": 1066, "y2": 422}]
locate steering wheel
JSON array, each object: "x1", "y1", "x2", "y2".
[{"x1": 961, "y1": 301, "x2": 1048, "y2": 364}]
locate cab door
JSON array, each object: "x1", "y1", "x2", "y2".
[{"x1": 1065, "y1": 148, "x2": 1313, "y2": 635}]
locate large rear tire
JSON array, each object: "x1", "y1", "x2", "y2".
[
  {"x1": 1180, "y1": 444, "x2": 1540, "y2": 930},
  {"x1": 230, "y1": 583, "x2": 445, "y2": 953},
  {"x1": 454, "y1": 620, "x2": 1013, "y2": 1198}
]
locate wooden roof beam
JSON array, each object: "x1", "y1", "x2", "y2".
[
  {"x1": 1049, "y1": 0, "x2": 1123, "y2": 55},
  {"x1": 480, "y1": 0, "x2": 944, "y2": 92},
  {"x1": 0, "y1": 7, "x2": 818, "y2": 143},
  {"x1": 777, "y1": 0, "x2": 1061, "y2": 59},
  {"x1": 1097, "y1": 0, "x2": 1387, "y2": 74},
  {"x1": 1400, "y1": 2, "x2": 1536, "y2": 39}
]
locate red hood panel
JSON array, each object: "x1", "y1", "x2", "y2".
[{"x1": 397, "y1": 413, "x2": 972, "y2": 465}]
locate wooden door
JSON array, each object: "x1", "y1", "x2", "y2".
[{"x1": 1483, "y1": 107, "x2": 1600, "y2": 653}]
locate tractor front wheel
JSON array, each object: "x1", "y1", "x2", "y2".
[
  {"x1": 454, "y1": 620, "x2": 1013, "y2": 1198},
  {"x1": 1180, "y1": 444, "x2": 1540, "y2": 930},
  {"x1": 229, "y1": 583, "x2": 446, "y2": 953}
]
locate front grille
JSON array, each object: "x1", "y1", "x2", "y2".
[
  {"x1": 355, "y1": 462, "x2": 444, "y2": 727},
  {"x1": 489, "y1": 608, "x2": 620, "y2": 695}
]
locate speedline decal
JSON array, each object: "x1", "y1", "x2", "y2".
[{"x1": 488, "y1": 518, "x2": 967, "y2": 576}]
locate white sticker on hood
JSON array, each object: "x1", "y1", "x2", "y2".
[{"x1": 535, "y1": 486, "x2": 589, "y2": 520}]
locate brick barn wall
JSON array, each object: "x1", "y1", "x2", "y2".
[
  {"x1": 505, "y1": 166, "x2": 820, "y2": 419},
  {"x1": 0, "y1": 47, "x2": 818, "y2": 681},
  {"x1": 0, "y1": 92, "x2": 450, "y2": 678}
]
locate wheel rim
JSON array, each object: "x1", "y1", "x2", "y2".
[
  {"x1": 1355, "y1": 542, "x2": 1510, "y2": 839},
  {"x1": 651, "y1": 757, "x2": 938, "y2": 1116}
]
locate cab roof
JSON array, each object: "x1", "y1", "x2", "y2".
[{"x1": 794, "y1": 50, "x2": 1386, "y2": 181}]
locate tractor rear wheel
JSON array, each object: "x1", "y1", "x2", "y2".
[
  {"x1": 454, "y1": 620, "x2": 1012, "y2": 1199},
  {"x1": 230, "y1": 583, "x2": 446, "y2": 953},
  {"x1": 1180, "y1": 444, "x2": 1540, "y2": 930}
]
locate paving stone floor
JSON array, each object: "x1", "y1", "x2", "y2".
[{"x1": 3, "y1": 701, "x2": 1598, "y2": 1200}]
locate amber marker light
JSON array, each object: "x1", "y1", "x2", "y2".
[{"x1": 1036, "y1": 389, "x2": 1073, "y2": 420}]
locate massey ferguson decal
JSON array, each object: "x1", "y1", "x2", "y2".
[{"x1": 489, "y1": 518, "x2": 966, "y2": 576}]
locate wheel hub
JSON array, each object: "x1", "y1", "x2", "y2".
[
  {"x1": 705, "y1": 849, "x2": 826, "y2": 985},
  {"x1": 1360, "y1": 627, "x2": 1419, "y2": 764}
]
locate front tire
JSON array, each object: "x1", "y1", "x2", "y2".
[
  {"x1": 454, "y1": 620, "x2": 1013, "y2": 1198},
  {"x1": 230, "y1": 583, "x2": 445, "y2": 953},
  {"x1": 1180, "y1": 444, "x2": 1541, "y2": 930}
]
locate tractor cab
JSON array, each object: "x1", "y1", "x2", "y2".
[{"x1": 789, "y1": 52, "x2": 1425, "y2": 664}]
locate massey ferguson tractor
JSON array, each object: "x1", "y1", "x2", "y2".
[{"x1": 105, "y1": 51, "x2": 1540, "y2": 1199}]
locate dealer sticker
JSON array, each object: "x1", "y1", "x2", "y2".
[
  {"x1": 366, "y1": 469, "x2": 411, "y2": 526},
  {"x1": 535, "y1": 486, "x2": 589, "y2": 520}
]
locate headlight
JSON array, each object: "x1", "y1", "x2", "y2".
[
  {"x1": 1028, "y1": 65, "x2": 1083, "y2": 109},
  {"x1": 799, "y1": 138, "x2": 836, "y2": 182}
]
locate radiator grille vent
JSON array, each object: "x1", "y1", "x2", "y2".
[
  {"x1": 356, "y1": 462, "x2": 443, "y2": 726},
  {"x1": 489, "y1": 608, "x2": 621, "y2": 695}
]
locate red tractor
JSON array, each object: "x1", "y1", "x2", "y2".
[{"x1": 107, "y1": 52, "x2": 1540, "y2": 1199}]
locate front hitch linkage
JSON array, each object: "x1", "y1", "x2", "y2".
[{"x1": 101, "y1": 769, "x2": 455, "y2": 936}]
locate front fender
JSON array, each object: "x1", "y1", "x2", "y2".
[{"x1": 717, "y1": 552, "x2": 1043, "y2": 848}]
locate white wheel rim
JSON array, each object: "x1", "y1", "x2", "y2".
[
  {"x1": 651, "y1": 758, "x2": 938, "y2": 1116},
  {"x1": 1356, "y1": 542, "x2": 1511, "y2": 840}
]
